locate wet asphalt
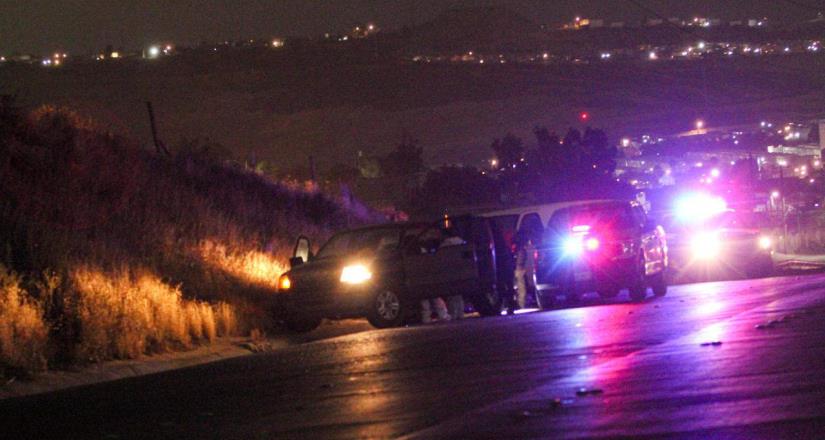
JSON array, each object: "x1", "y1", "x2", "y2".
[{"x1": 3, "y1": 274, "x2": 825, "y2": 439}]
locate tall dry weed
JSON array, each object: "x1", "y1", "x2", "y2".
[
  {"x1": 0, "y1": 266, "x2": 49, "y2": 373},
  {"x1": 71, "y1": 267, "x2": 236, "y2": 361}
]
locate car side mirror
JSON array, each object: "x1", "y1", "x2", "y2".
[{"x1": 292, "y1": 236, "x2": 312, "y2": 267}]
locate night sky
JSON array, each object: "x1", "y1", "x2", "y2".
[{"x1": 1, "y1": 0, "x2": 821, "y2": 55}]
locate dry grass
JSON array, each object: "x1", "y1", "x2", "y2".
[
  {"x1": 0, "y1": 102, "x2": 377, "y2": 373},
  {"x1": 0, "y1": 266, "x2": 49, "y2": 374},
  {"x1": 71, "y1": 267, "x2": 236, "y2": 361},
  {"x1": 196, "y1": 239, "x2": 288, "y2": 290}
]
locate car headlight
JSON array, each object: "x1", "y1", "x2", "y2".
[
  {"x1": 758, "y1": 236, "x2": 772, "y2": 250},
  {"x1": 691, "y1": 231, "x2": 721, "y2": 260},
  {"x1": 340, "y1": 264, "x2": 372, "y2": 284},
  {"x1": 278, "y1": 274, "x2": 292, "y2": 291}
]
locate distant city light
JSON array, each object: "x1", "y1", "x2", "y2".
[
  {"x1": 648, "y1": 51, "x2": 657, "y2": 60},
  {"x1": 579, "y1": 111, "x2": 590, "y2": 122},
  {"x1": 771, "y1": 190, "x2": 780, "y2": 198},
  {"x1": 147, "y1": 46, "x2": 160, "y2": 58},
  {"x1": 621, "y1": 138, "x2": 630, "y2": 147},
  {"x1": 271, "y1": 39, "x2": 284, "y2": 48},
  {"x1": 695, "y1": 119, "x2": 705, "y2": 130},
  {"x1": 697, "y1": 41, "x2": 706, "y2": 50},
  {"x1": 110, "y1": 51, "x2": 120, "y2": 59},
  {"x1": 710, "y1": 168, "x2": 720, "y2": 178}
]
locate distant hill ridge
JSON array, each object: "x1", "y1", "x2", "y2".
[{"x1": 406, "y1": 6, "x2": 543, "y2": 51}]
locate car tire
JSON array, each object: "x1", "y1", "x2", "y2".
[
  {"x1": 649, "y1": 272, "x2": 667, "y2": 297},
  {"x1": 367, "y1": 288, "x2": 405, "y2": 328},
  {"x1": 284, "y1": 316, "x2": 322, "y2": 333},
  {"x1": 629, "y1": 256, "x2": 648, "y2": 302},
  {"x1": 474, "y1": 285, "x2": 502, "y2": 317}
]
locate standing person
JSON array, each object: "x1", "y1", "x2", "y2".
[{"x1": 514, "y1": 229, "x2": 536, "y2": 310}]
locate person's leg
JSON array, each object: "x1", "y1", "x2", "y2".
[
  {"x1": 515, "y1": 268, "x2": 527, "y2": 309},
  {"x1": 447, "y1": 295, "x2": 464, "y2": 320},
  {"x1": 433, "y1": 297, "x2": 450, "y2": 321},
  {"x1": 420, "y1": 299, "x2": 432, "y2": 324}
]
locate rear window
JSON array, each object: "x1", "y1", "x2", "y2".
[{"x1": 549, "y1": 204, "x2": 636, "y2": 233}]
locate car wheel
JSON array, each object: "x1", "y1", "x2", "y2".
[
  {"x1": 367, "y1": 288, "x2": 405, "y2": 328},
  {"x1": 535, "y1": 289, "x2": 555, "y2": 310},
  {"x1": 649, "y1": 272, "x2": 667, "y2": 297},
  {"x1": 629, "y1": 256, "x2": 648, "y2": 302},
  {"x1": 284, "y1": 316, "x2": 322, "y2": 333}
]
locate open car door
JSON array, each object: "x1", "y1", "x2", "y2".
[{"x1": 403, "y1": 220, "x2": 479, "y2": 300}]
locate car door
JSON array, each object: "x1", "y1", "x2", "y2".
[{"x1": 403, "y1": 222, "x2": 479, "y2": 299}]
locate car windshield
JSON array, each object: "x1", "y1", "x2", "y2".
[{"x1": 315, "y1": 227, "x2": 402, "y2": 259}]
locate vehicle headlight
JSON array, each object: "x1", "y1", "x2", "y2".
[
  {"x1": 278, "y1": 274, "x2": 292, "y2": 291},
  {"x1": 340, "y1": 264, "x2": 372, "y2": 284},
  {"x1": 691, "y1": 231, "x2": 721, "y2": 260},
  {"x1": 758, "y1": 236, "x2": 772, "y2": 250}
]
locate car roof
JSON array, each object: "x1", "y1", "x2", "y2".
[
  {"x1": 333, "y1": 222, "x2": 427, "y2": 235},
  {"x1": 480, "y1": 199, "x2": 621, "y2": 225}
]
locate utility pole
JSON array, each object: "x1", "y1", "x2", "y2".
[
  {"x1": 309, "y1": 155, "x2": 317, "y2": 183},
  {"x1": 146, "y1": 101, "x2": 170, "y2": 156}
]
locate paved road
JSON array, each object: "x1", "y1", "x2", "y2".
[{"x1": 3, "y1": 274, "x2": 825, "y2": 439}]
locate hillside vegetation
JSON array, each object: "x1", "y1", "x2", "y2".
[{"x1": 0, "y1": 98, "x2": 375, "y2": 375}]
